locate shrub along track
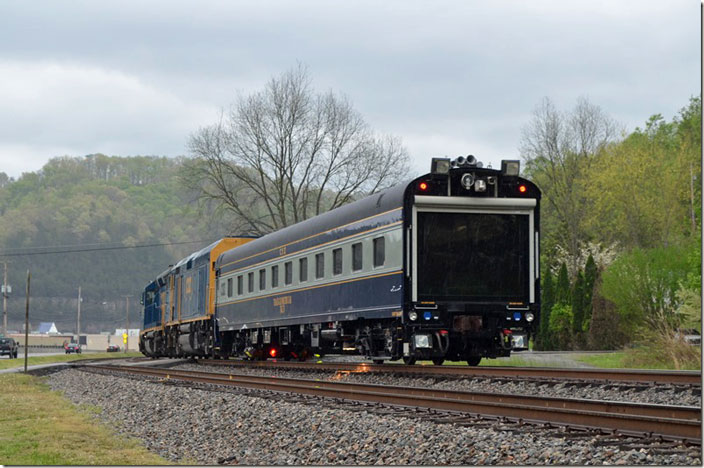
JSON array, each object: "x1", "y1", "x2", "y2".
[{"x1": 85, "y1": 364, "x2": 701, "y2": 445}]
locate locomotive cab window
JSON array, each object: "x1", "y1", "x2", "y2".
[
  {"x1": 315, "y1": 253, "x2": 324, "y2": 279},
  {"x1": 237, "y1": 275, "x2": 243, "y2": 296},
  {"x1": 227, "y1": 278, "x2": 233, "y2": 298},
  {"x1": 259, "y1": 269, "x2": 266, "y2": 291},
  {"x1": 352, "y1": 242, "x2": 363, "y2": 271},
  {"x1": 333, "y1": 248, "x2": 343, "y2": 275},
  {"x1": 373, "y1": 237, "x2": 385, "y2": 267},
  {"x1": 248, "y1": 272, "x2": 254, "y2": 293}
]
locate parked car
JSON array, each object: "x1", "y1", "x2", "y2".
[
  {"x1": 0, "y1": 337, "x2": 18, "y2": 358},
  {"x1": 64, "y1": 342, "x2": 81, "y2": 354},
  {"x1": 106, "y1": 344, "x2": 120, "y2": 352},
  {"x1": 676, "y1": 329, "x2": 701, "y2": 345}
]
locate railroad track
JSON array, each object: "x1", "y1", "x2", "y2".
[
  {"x1": 197, "y1": 358, "x2": 703, "y2": 387},
  {"x1": 88, "y1": 364, "x2": 702, "y2": 444}
]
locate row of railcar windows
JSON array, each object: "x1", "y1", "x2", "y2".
[{"x1": 223, "y1": 236, "x2": 386, "y2": 299}]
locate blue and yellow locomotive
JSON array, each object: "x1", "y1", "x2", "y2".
[{"x1": 141, "y1": 156, "x2": 540, "y2": 365}]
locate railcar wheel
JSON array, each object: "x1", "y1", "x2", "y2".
[
  {"x1": 402, "y1": 356, "x2": 416, "y2": 365},
  {"x1": 431, "y1": 357, "x2": 444, "y2": 366},
  {"x1": 466, "y1": 356, "x2": 481, "y2": 366}
]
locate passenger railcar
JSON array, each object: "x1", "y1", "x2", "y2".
[{"x1": 141, "y1": 156, "x2": 540, "y2": 365}]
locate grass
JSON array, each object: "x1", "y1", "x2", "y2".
[
  {"x1": 0, "y1": 351, "x2": 144, "y2": 370},
  {"x1": 573, "y1": 352, "x2": 630, "y2": 369},
  {"x1": 575, "y1": 350, "x2": 701, "y2": 370},
  {"x1": 0, "y1": 373, "x2": 170, "y2": 465},
  {"x1": 409, "y1": 356, "x2": 558, "y2": 367}
]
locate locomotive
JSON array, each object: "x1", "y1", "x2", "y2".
[{"x1": 140, "y1": 156, "x2": 540, "y2": 365}]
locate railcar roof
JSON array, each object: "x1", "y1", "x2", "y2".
[{"x1": 216, "y1": 181, "x2": 410, "y2": 268}]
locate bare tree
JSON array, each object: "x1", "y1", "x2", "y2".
[
  {"x1": 520, "y1": 96, "x2": 619, "y2": 274},
  {"x1": 184, "y1": 66, "x2": 410, "y2": 235}
]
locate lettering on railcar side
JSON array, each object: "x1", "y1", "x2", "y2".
[{"x1": 273, "y1": 295, "x2": 292, "y2": 314}]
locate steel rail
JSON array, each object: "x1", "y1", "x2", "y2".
[
  {"x1": 198, "y1": 359, "x2": 702, "y2": 386},
  {"x1": 89, "y1": 364, "x2": 702, "y2": 443}
]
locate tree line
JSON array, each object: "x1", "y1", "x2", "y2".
[{"x1": 523, "y1": 95, "x2": 701, "y2": 368}]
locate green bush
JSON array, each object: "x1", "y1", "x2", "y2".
[
  {"x1": 601, "y1": 244, "x2": 695, "y2": 332},
  {"x1": 548, "y1": 303, "x2": 573, "y2": 350}
]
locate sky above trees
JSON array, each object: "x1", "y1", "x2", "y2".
[{"x1": 0, "y1": 0, "x2": 698, "y2": 178}]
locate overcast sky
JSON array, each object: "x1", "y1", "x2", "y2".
[{"x1": 0, "y1": 0, "x2": 699, "y2": 179}]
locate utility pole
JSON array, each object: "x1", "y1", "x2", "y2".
[
  {"x1": 24, "y1": 270, "x2": 30, "y2": 373},
  {"x1": 76, "y1": 286, "x2": 82, "y2": 343},
  {"x1": 2, "y1": 262, "x2": 9, "y2": 336},
  {"x1": 123, "y1": 295, "x2": 130, "y2": 353}
]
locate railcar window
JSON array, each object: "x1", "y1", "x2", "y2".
[
  {"x1": 315, "y1": 253, "x2": 324, "y2": 279},
  {"x1": 333, "y1": 248, "x2": 343, "y2": 275},
  {"x1": 248, "y1": 272, "x2": 254, "y2": 293},
  {"x1": 299, "y1": 257, "x2": 308, "y2": 282},
  {"x1": 237, "y1": 275, "x2": 243, "y2": 296},
  {"x1": 259, "y1": 269, "x2": 266, "y2": 291},
  {"x1": 373, "y1": 237, "x2": 385, "y2": 267},
  {"x1": 271, "y1": 265, "x2": 279, "y2": 288},
  {"x1": 227, "y1": 278, "x2": 233, "y2": 297},
  {"x1": 352, "y1": 242, "x2": 363, "y2": 271},
  {"x1": 285, "y1": 261, "x2": 292, "y2": 285}
]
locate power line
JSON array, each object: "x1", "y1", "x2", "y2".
[{"x1": 0, "y1": 239, "x2": 219, "y2": 258}]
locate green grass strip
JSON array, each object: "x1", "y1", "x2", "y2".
[{"x1": 0, "y1": 373, "x2": 170, "y2": 465}]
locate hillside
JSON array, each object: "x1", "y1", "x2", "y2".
[{"x1": 0, "y1": 154, "x2": 229, "y2": 333}]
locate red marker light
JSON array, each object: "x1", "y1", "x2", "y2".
[
  {"x1": 269, "y1": 348, "x2": 277, "y2": 358},
  {"x1": 518, "y1": 185, "x2": 527, "y2": 193},
  {"x1": 419, "y1": 182, "x2": 429, "y2": 191}
]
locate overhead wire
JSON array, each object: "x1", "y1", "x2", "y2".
[{"x1": 0, "y1": 239, "x2": 219, "y2": 257}]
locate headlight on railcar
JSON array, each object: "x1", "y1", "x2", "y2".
[
  {"x1": 525, "y1": 312, "x2": 535, "y2": 322},
  {"x1": 414, "y1": 334, "x2": 432, "y2": 349},
  {"x1": 408, "y1": 310, "x2": 418, "y2": 321},
  {"x1": 460, "y1": 173, "x2": 475, "y2": 190},
  {"x1": 431, "y1": 157, "x2": 451, "y2": 175}
]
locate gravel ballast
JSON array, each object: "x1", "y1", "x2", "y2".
[{"x1": 47, "y1": 368, "x2": 701, "y2": 465}]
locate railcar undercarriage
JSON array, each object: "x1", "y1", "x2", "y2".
[{"x1": 141, "y1": 313, "x2": 531, "y2": 367}]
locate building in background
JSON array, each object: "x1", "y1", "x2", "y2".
[{"x1": 34, "y1": 322, "x2": 60, "y2": 334}]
